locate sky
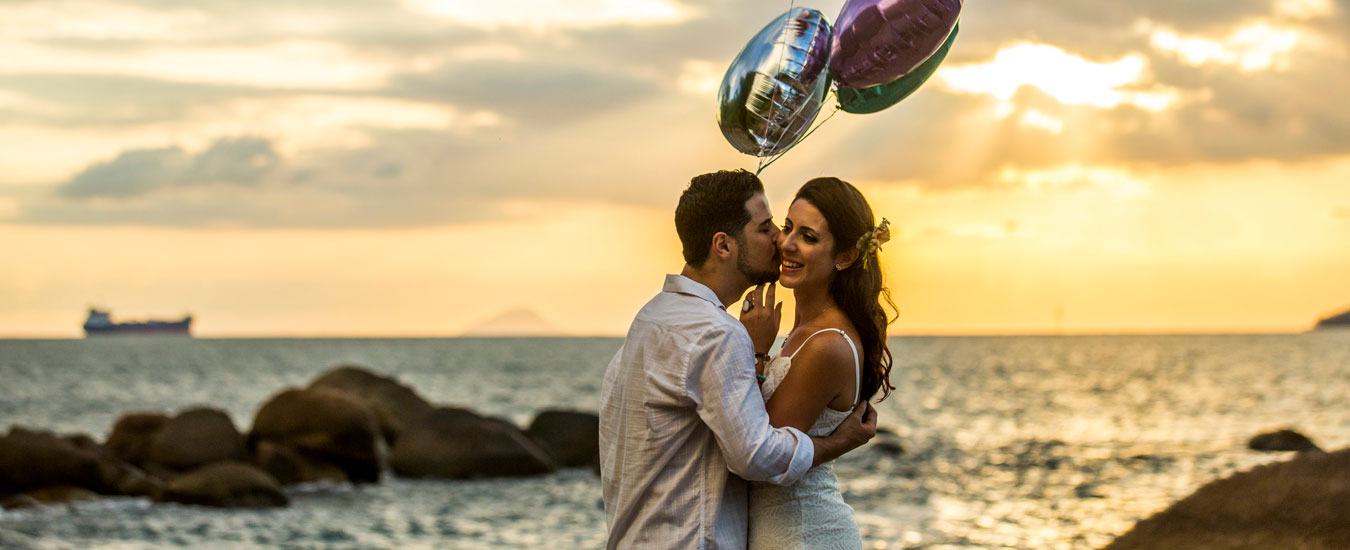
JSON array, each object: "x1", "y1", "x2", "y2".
[{"x1": 1, "y1": 0, "x2": 1348, "y2": 337}]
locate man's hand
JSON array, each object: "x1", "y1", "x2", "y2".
[
  {"x1": 738, "y1": 283, "x2": 782, "y2": 355},
  {"x1": 809, "y1": 401, "x2": 878, "y2": 467}
]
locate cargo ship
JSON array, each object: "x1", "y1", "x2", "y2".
[{"x1": 83, "y1": 308, "x2": 192, "y2": 337}]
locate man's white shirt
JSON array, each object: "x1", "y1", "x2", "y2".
[{"x1": 599, "y1": 274, "x2": 814, "y2": 549}]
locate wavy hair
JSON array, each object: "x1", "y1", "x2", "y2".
[{"x1": 794, "y1": 177, "x2": 898, "y2": 402}]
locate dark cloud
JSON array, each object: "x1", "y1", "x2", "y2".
[
  {"x1": 387, "y1": 59, "x2": 659, "y2": 125},
  {"x1": 58, "y1": 137, "x2": 279, "y2": 199}
]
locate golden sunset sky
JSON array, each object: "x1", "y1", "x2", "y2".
[{"x1": 1, "y1": 0, "x2": 1347, "y2": 337}]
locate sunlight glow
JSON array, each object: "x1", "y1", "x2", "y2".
[
  {"x1": 676, "y1": 60, "x2": 721, "y2": 97},
  {"x1": 1148, "y1": 22, "x2": 1302, "y2": 71},
  {"x1": 406, "y1": 0, "x2": 697, "y2": 29},
  {"x1": 998, "y1": 164, "x2": 1153, "y2": 198},
  {"x1": 1274, "y1": 0, "x2": 1335, "y2": 19},
  {"x1": 937, "y1": 43, "x2": 1179, "y2": 111},
  {"x1": 1018, "y1": 109, "x2": 1065, "y2": 134}
]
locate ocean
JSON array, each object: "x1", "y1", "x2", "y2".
[{"x1": 2, "y1": 333, "x2": 1347, "y2": 549}]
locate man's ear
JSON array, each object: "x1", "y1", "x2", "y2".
[{"x1": 711, "y1": 231, "x2": 735, "y2": 261}]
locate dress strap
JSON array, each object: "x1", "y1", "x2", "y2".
[{"x1": 788, "y1": 328, "x2": 862, "y2": 406}]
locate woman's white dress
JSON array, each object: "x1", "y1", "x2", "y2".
[{"x1": 748, "y1": 328, "x2": 864, "y2": 550}]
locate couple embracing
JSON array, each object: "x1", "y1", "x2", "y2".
[{"x1": 600, "y1": 169, "x2": 897, "y2": 549}]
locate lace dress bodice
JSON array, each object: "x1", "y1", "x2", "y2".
[{"x1": 748, "y1": 328, "x2": 863, "y2": 550}]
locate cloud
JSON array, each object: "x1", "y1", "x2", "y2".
[{"x1": 58, "y1": 137, "x2": 278, "y2": 198}]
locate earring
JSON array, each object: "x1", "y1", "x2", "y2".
[{"x1": 835, "y1": 264, "x2": 846, "y2": 271}]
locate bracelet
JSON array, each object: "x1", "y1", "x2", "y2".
[{"x1": 755, "y1": 374, "x2": 766, "y2": 382}]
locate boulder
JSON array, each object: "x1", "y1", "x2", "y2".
[
  {"x1": 148, "y1": 408, "x2": 246, "y2": 471},
  {"x1": 1249, "y1": 428, "x2": 1320, "y2": 452},
  {"x1": 250, "y1": 387, "x2": 381, "y2": 483},
  {"x1": 526, "y1": 409, "x2": 600, "y2": 468},
  {"x1": 252, "y1": 440, "x2": 347, "y2": 485},
  {"x1": 1103, "y1": 447, "x2": 1350, "y2": 550},
  {"x1": 159, "y1": 462, "x2": 288, "y2": 508},
  {"x1": 21, "y1": 485, "x2": 99, "y2": 505},
  {"x1": 308, "y1": 365, "x2": 434, "y2": 445},
  {"x1": 871, "y1": 428, "x2": 905, "y2": 456},
  {"x1": 392, "y1": 407, "x2": 557, "y2": 479},
  {"x1": 105, "y1": 411, "x2": 171, "y2": 464},
  {"x1": 0, "y1": 426, "x2": 158, "y2": 498}
]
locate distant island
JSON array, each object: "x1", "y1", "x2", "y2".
[
  {"x1": 460, "y1": 307, "x2": 562, "y2": 337},
  {"x1": 1313, "y1": 307, "x2": 1350, "y2": 330}
]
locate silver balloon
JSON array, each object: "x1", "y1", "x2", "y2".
[{"x1": 717, "y1": 7, "x2": 833, "y2": 158}]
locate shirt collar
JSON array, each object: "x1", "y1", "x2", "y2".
[{"x1": 663, "y1": 274, "x2": 729, "y2": 310}]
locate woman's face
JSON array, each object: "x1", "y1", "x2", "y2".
[{"x1": 777, "y1": 199, "x2": 844, "y2": 290}]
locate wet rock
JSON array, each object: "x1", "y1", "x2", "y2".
[
  {"x1": 250, "y1": 387, "x2": 381, "y2": 483},
  {"x1": 1074, "y1": 483, "x2": 1105, "y2": 499},
  {"x1": 1249, "y1": 428, "x2": 1320, "y2": 453},
  {"x1": 22, "y1": 485, "x2": 99, "y2": 504},
  {"x1": 872, "y1": 428, "x2": 905, "y2": 456},
  {"x1": 159, "y1": 462, "x2": 288, "y2": 508},
  {"x1": 0, "y1": 426, "x2": 158, "y2": 498},
  {"x1": 148, "y1": 408, "x2": 247, "y2": 471},
  {"x1": 252, "y1": 440, "x2": 347, "y2": 485},
  {"x1": 1103, "y1": 446, "x2": 1350, "y2": 550},
  {"x1": 105, "y1": 411, "x2": 171, "y2": 464},
  {"x1": 0, "y1": 494, "x2": 41, "y2": 510},
  {"x1": 309, "y1": 365, "x2": 434, "y2": 445},
  {"x1": 392, "y1": 407, "x2": 557, "y2": 479},
  {"x1": 526, "y1": 409, "x2": 600, "y2": 468}
]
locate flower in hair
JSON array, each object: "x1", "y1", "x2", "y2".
[{"x1": 855, "y1": 218, "x2": 891, "y2": 270}]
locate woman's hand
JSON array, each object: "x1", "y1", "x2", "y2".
[{"x1": 739, "y1": 283, "x2": 783, "y2": 356}]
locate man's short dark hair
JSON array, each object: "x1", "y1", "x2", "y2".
[{"x1": 675, "y1": 170, "x2": 764, "y2": 267}]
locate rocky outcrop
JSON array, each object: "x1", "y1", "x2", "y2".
[
  {"x1": 0, "y1": 426, "x2": 159, "y2": 498},
  {"x1": 526, "y1": 409, "x2": 599, "y2": 468},
  {"x1": 309, "y1": 365, "x2": 434, "y2": 445},
  {"x1": 105, "y1": 411, "x2": 171, "y2": 465},
  {"x1": 1248, "y1": 428, "x2": 1320, "y2": 452},
  {"x1": 392, "y1": 407, "x2": 557, "y2": 479},
  {"x1": 1102, "y1": 447, "x2": 1350, "y2": 550},
  {"x1": 252, "y1": 440, "x2": 346, "y2": 485},
  {"x1": 871, "y1": 428, "x2": 905, "y2": 456},
  {"x1": 148, "y1": 408, "x2": 247, "y2": 471},
  {"x1": 249, "y1": 387, "x2": 381, "y2": 483},
  {"x1": 159, "y1": 462, "x2": 287, "y2": 508}
]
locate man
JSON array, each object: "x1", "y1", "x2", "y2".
[{"x1": 599, "y1": 170, "x2": 879, "y2": 549}]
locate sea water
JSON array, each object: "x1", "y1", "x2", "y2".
[{"x1": 1, "y1": 333, "x2": 1347, "y2": 549}]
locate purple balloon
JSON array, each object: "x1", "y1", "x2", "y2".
[{"x1": 830, "y1": 0, "x2": 963, "y2": 89}]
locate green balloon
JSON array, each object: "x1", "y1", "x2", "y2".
[{"x1": 837, "y1": 23, "x2": 959, "y2": 114}]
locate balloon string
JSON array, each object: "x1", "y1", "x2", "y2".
[{"x1": 756, "y1": 90, "x2": 840, "y2": 175}]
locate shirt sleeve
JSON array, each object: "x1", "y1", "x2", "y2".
[{"x1": 686, "y1": 323, "x2": 814, "y2": 486}]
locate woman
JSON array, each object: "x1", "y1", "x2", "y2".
[{"x1": 743, "y1": 177, "x2": 896, "y2": 549}]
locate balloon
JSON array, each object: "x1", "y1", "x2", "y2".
[
  {"x1": 830, "y1": 0, "x2": 962, "y2": 90},
  {"x1": 837, "y1": 22, "x2": 958, "y2": 114},
  {"x1": 717, "y1": 7, "x2": 834, "y2": 158}
]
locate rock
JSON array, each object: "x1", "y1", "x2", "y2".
[
  {"x1": 250, "y1": 387, "x2": 381, "y2": 483},
  {"x1": 1103, "y1": 447, "x2": 1350, "y2": 550},
  {"x1": 308, "y1": 365, "x2": 434, "y2": 445},
  {"x1": 392, "y1": 407, "x2": 557, "y2": 479},
  {"x1": 1074, "y1": 483, "x2": 1105, "y2": 499},
  {"x1": 872, "y1": 428, "x2": 905, "y2": 456},
  {"x1": 105, "y1": 411, "x2": 171, "y2": 464},
  {"x1": 159, "y1": 462, "x2": 288, "y2": 508},
  {"x1": 0, "y1": 494, "x2": 41, "y2": 510},
  {"x1": 147, "y1": 408, "x2": 246, "y2": 471},
  {"x1": 252, "y1": 440, "x2": 347, "y2": 485},
  {"x1": 1249, "y1": 428, "x2": 1320, "y2": 452},
  {"x1": 0, "y1": 426, "x2": 156, "y2": 497},
  {"x1": 526, "y1": 409, "x2": 600, "y2": 468},
  {"x1": 22, "y1": 485, "x2": 99, "y2": 504}
]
